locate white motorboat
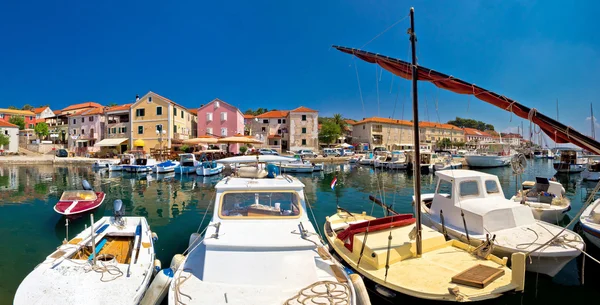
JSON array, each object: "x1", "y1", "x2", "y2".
[
  {"x1": 581, "y1": 160, "x2": 600, "y2": 181},
  {"x1": 358, "y1": 152, "x2": 375, "y2": 165},
  {"x1": 92, "y1": 159, "x2": 120, "y2": 170},
  {"x1": 278, "y1": 162, "x2": 314, "y2": 173},
  {"x1": 308, "y1": 160, "x2": 324, "y2": 171},
  {"x1": 174, "y1": 153, "x2": 199, "y2": 174},
  {"x1": 579, "y1": 199, "x2": 600, "y2": 249},
  {"x1": 553, "y1": 148, "x2": 587, "y2": 174},
  {"x1": 387, "y1": 151, "x2": 408, "y2": 170},
  {"x1": 154, "y1": 160, "x2": 180, "y2": 173},
  {"x1": 195, "y1": 161, "x2": 225, "y2": 176},
  {"x1": 464, "y1": 144, "x2": 513, "y2": 168},
  {"x1": 348, "y1": 154, "x2": 363, "y2": 163},
  {"x1": 532, "y1": 150, "x2": 544, "y2": 159},
  {"x1": 416, "y1": 170, "x2": 584, "y2": 276},
  {"x1": 15, "y1": 201, "x2": 159, "y2": 305},
  {"x1": 372, "y1": 154, "x2": 389, "y2": 168},
  {"x1": 510, "y1": 177, "x2": 571, "y2": 223},
  {"x1": 122, "y1": 151, "x2": 157, "y2": 173},
  {"x1": 432, "y1": 152, "x2": 463, "y2": 171},
  {"x1": 109, "y1": 154, "x2": 135, "y2": 171},
  {"x1": 168, "y1": 156, "x2": 360, "y2": 305}
]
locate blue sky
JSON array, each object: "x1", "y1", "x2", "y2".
[{"x1": 1, "y1": 1, "x2": 598, "y2": 144}]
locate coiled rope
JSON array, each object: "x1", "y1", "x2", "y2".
[{"x1": 284, "y1": 281, "x2": 351, "y2": 305}]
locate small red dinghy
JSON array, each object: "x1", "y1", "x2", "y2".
[{"x1": 54, "y1": 180, "x2": 106, "y2": 216}]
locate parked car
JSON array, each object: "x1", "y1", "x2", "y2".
[
  {"x1": 297, "y1": 149, "x2": 318, "y2": 158},
  {"x1": 322, "y1": 148, "x2": 340, "y2": 157},
  {"x1": 55, "y1": 149, "x2": 68, "y2": 158},
  {"x1": 258, "y1": 148, "x2": 278, "y2": 155},
  {"x1": 343, "y1": 149, "x2": 355, "y2": 156}
]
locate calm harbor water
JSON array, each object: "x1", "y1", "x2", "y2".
[{"x1": 1, "y1": 159, "x2": 599, "y2": 304}]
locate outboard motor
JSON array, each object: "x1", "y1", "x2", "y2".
[
  {"x1": 113, "y1": 199, "x2": 124, "y2": 224},
  {"x1": 266, "y1": 163, "x2": 280, "y2": 178},
  {"x1": 82, "y1": 180, "x2": 93, "y2": 191}
]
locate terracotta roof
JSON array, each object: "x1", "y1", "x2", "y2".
[
  {"x1": 62, "y1": 102, "x2": 103, "y2": 112},
  {"x1": 352, "y1": 117, "x2": 413, "y2": 126},
  {"x1": 344, "y1": 119, "x2": 357, "y2": 125},
  {"x1": 34, "y1": 118, "x2": 46, "y2": 124},
  {"x1": 268, "y1": 134, "x2": 282, "y2": 139},
  {"x1": 33, "y1": 107, "x2": 49, "y2": 114},
  {"x1": 244, "y1": 114, "x2": 255, "y2": 119},
  {"x1": 68, "y1": 107, "x2": 104, "y2": 117},
  {"x1": 256, "y1": 110, "x2": 289, "y2": 118},
  {"x1": 418, "y1": 121, "x2": 462, "y2": 131},
  {"x1": 290, "y1": 106, "x2": 318, "y2": 113},
  {"x1": 0, "y1": 108, "x2": 35, "y2": 116},
  {"x1": 53, "y1": 110, "x2": 62, "y2": 115},
  {"x1": 0, "y1": 121, "x2": 18, "y2": 128},
  {"x1": 106, "y1": 104, "x2": 131, "y2": 113},
  {"x1": 463, "y1": 128, "x2": 491, "y2": 137}
]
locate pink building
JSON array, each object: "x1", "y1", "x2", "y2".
[
  {"x1": 68, "y1": 107, "x2": 106, "y2": 155},
  {"x1": 197, "y1": 99, "x2": 245, "y2": 153}
]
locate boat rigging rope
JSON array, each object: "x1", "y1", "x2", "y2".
[
  {"x1": 304, "y1": 194, "x2": 325, "y2": 244},
  {"x1": 284, "y1": 280, "x2": 351, "y2": 305}
]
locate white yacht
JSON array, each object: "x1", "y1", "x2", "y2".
[
  {"x1": 110, "y1": 153, "x2": 135, "y2": 171},
  {"x1": 432, "y1": 152, "x2": 462, "y2": 171},
  {"x1": 510, "y1": 177, "x2": 571, "y2": 223},
  {"x1": 174, "y1": 153, "x2": 199, "y2": 174},
  {"x1": 416, "y1": 170, "x2": 584, "y2": 276},
  {"x1": 122, "y1": 151, "x2": 157, "y2": 173},
  {"x1": 387, "y1": 150, "x2": 408, "y2": 170},
  {"x1": 464, "y1": 144, "x2": 513, "y2": 168},
  {"x1": 168, "y1": 156, "x2": 359, "y2": 305},
  {"x1": 581, "y1": 160, "x2": 600, "y2": 181}
]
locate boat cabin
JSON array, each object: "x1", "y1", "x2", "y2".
[
  {"x1": 555, "y1": 149, "x2": 584, "y2": 165},
  {"x1": 60, "y1": 190, "x2": 98, "y2": 202},
  {"x1": 425, "y1": 170, "x2": 535, "y2": 236},
  {"x1": 131, "y1": 150, "x2": 149, "y2": 165},
  {"x1": 179, "y1": 153, "x2": 198, "y2": 167}
]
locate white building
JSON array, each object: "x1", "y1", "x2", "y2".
[
  {"x1": 0, "y1": 121, "x2": 20, "y2": 153},
  {"x1": 33, "y1": 106, "x2": 55, "y2": 119}
]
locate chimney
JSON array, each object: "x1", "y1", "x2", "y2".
[
  {"x1": 135, "y1": 94, "x2": 140, "y2": 102},
  {"x1": 200, "y1": 104, "x2": 204, "y2": 107}
]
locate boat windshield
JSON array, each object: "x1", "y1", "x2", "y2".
[
  {"x1": 60, "y1": 190, "x2": 97, "y2": 201},
  {"x1": 220, "y1": 191, "x2": 302, "y2": 218}
]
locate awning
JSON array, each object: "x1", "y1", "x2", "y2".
[
  {"x1": 134, "y1": 139, "x2": 145, "y2": 147},
  {"x1": 76, "y1": 140, "x2": 89, "y2": 143},
  {"x1": 94, "y1": 138, "x2": 128, "y2": 147}
]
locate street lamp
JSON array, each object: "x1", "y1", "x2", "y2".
[{"x1": 156, "y1": 129, "x2": 167, "y2": 160}]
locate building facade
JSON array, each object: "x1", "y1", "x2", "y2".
[
  {"x1": 418, "y1": 122, "x2": 465, "y2": 148},
  {"x1": 250, "y1": 110, "x2": 290, "y2": 152},
  {"x1": 45, "y1": 110, "x2": 69, "y2": 144},
  {"x1": 0, "y1": 108, "x2": 36, "y2": 129},
  {"x1": 33, "y1": 107, "x2": 55, "y2": 119},
  {"x1": 351, "y1": 117, "x2": 414, "y2": 150},
  {"x1": 463, "y1": 128, "x2": 493, "y2": 144},
  {"x1": 68, "y1": 107, "x2": 105, "y2": 155},
  {"x1": 130, "y1": 92, "x2": 195, "y2": 151},
  {"x1": 103, "y1": 104, "x2": 131, "y2": 153},
  {"x1": 288, "y1": 106, "x2": 319, "y2": 151},
  {"x1": 500, "y1": 133, "x2": 522, "y2": 146},
  {"x1": 0, "y1": 121, "x2": 19, "y2": 153},
  {"x1": 196, "y1": 99, "x2": 245, "y2": 153}
]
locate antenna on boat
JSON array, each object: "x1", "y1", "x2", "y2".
[{"x1": 408, "y1": 7, "x2": 423, "y2": 256}]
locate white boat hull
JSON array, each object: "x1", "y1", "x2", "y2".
[
  {"x1": 123, "y1": 165, "x2": 155, "y2": 173},
  {"x1": 174, "y1": 166, "x2": 197, "y2": 174},
  {"x1": 279, "y1": 165, "x2": 314, "y2": 173},
  {"x1": 464, "y1": 155, "x2": 511, "y2": 168},
  {"x1": 109, "y1": 164, "x2": 123, "y2": 171},
  {"x1": 92, "y1": 160, "x2": 118, "y2": 169},
  {"x1": 154, "y1": 161, "x2": 180, "y2": 174},
  {"x1": 554, "y1": 163, "x2": 585, "y2": 173},
  {"x1": 388, "y1": 162, "x2": 407, "y2": 170},
  {"x1": 580, "y1": 200, "x2": 600, "y2": 249},
  {"x1": 195, "y1": 163, "x2": 224, "y2": 176},
  {"x1": 433, "y1": 162, "x2": 463, "y2": 171},
  {"x1": 14, "y1": 217, "x2": 156, "y2": 305}
]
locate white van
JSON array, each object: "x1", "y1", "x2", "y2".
[{"x1": 322, "y1": 148, "x2": 340, "y2": 157}]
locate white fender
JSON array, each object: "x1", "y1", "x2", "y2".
[
  {"x1": 350, "y1": 273, "x2": 371, "y2": 305},
  {"x1": 188, "y1": 233, "x2": 201, "y2": 249},
  {"x1": 153, "y1": 259, "x2": 162, "y2": 276},
  {"x1": 171, "y1": 254, "x2": 185, "y2": 270},
  {"x1": 139, "y1": 267, "x2": 173, "y2": 305}
]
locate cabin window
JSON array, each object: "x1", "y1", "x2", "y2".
[
  {"x1": 436, "y1": 179, "x2": 453, "y2": 199},
  {"x1": 485, "y1": 180, "x2": 500, "y2": 194},
  {"x1": 220, "y1": 191, "x2": 301, "y2": 218},
  {"x1": 459, "y1": 181, "x2": 480, "y2": 197}
]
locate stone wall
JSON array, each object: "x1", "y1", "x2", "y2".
[{"x1": 27, "y1": 143, "x2": 66, "y2": 154}]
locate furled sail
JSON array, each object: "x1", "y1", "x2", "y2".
[{"x1": 334, "y1": 45, "x2": 600, "y2": 155}]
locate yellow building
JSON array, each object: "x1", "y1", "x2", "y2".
[
  {"x1": 130, "y1": 92, "x2": 196, "y2": 150},
  {"x1": 418, "y1": 122, "x2": 465, "y2": 146}
]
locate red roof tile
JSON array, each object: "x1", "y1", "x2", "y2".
[
  {"x1": 106, "y1": 104, "x2": 131, "y2": 112},
  {"x1": 256, "y1": 110, "x2": 289, "y2": 118},
  {"x1": 463, "y1": 128, "x2": 491, "y2": 137},
  {"x1": 268, "y1": 134, "x2": 282, "y2": 139},
  {"x1": 0, "y1": 121, "x2": 18, "y2": 128},
  {"x1": 290, "y1": 106, "x2": 318, "y2": 113},
  {"x1": 62, "y1": 102, "x2": 103, "y2": 112},
  {"x1": 352, "y1": 117, "x2": 413, "y2": 126},
  {"x1": 33, "y1": 107, "x2": 49, "y2": 114},
  {"x1": 244, "y1": 114, "x2": 255, "y2": 119},
  {"x1": 418, "y1": 121, "x2": 462, "y2": 131}
]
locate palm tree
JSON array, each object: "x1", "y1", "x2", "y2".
[{"x1": 332, "y1": 113, "x2": 345, "y2": 130}]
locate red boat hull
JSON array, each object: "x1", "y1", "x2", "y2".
[{"x1": 54, "y1": 192, "x2": 106, "y2": 216}]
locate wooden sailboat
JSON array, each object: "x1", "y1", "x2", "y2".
[{"x1": 325, "y1": 8, "x2": 526, "y2": 302}]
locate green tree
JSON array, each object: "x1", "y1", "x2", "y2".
[
  {"x1": 7, "y1": 105, "x2": 17, "y2": 110},
  {"x1": 8, "y1": 115, "x2": 25, "y2": 130},
  {"x1": 452, "y1": 141, "x2": 466, "y2": 148},
  {"x1": 0, "y1": 133, "x2": 9, "y2": 148},
  {"x1": 21, "y1": 104, "x2": 34, "y2": 111},
  {"x1": 332, "y1": 113, "x2": 345, "y2": 131},
  {"x1": 108, "y1": 102, "x2": 118, "y2": 107},
  {"x1": 437, "y1": 138, "x2": 452, "y2": 148},
  {"x1": 447, "y1": 117, "x2": 494, "y2": 131},
  {"x1": 35, "y1": 122, "x2": 50, "y2": 140},
  {"x1": 318, "y1": 121, "x2": 342, "y2": 145},
  {"x1": 239, "y1": 146, "x2": 248, "y2": 155}
]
